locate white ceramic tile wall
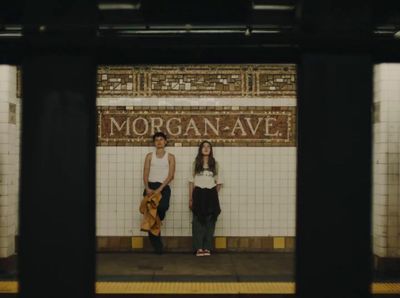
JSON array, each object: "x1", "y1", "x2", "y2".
[
  {"x1": 0, "y1": 65, "x2": 20, "y2": 258},
  {"x1": 373, "y1": 64, "x2": 400, "y2": 258},
  {"x1": 96, "y1": 96, "x2": 297, "y2": 237},
  {"x1": 1, "y1": 65, "x2": 398, "y2": 254}
]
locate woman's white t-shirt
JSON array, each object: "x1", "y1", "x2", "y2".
[{"x1": 189, "y1": 161, "x2": 223, "y2": 189}]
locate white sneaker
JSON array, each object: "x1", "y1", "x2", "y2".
[{"x1": 196, "y1": 249, "x2": 205, "y2": 256}]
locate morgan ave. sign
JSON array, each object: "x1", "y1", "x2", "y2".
[{"x1": 97, "y1": 106, "x2": 296, "y2": 147}]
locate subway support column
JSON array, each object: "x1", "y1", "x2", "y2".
[
  {"x1": 297, "y1": 54, "x2": 372, "y2": 298},
  {"x1": 296, "y1": 1, "x2": 373, "y2": 298},
  {"x1": 19, "y1": 1, "x2": 97, "y2": 298}
]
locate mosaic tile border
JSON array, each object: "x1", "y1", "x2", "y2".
[
  {"x1": 97, "y1": 236, "x2": 295, "y2": 252},
  {"x1": 17, "y1": 65, "x2": 296, "y2": 98},
  {"x1": 97, "y1": 106, "x2": 296, "y2": 147},
  {"x1": 97, "y1": 64, "x2": 296, "y2": 98}
]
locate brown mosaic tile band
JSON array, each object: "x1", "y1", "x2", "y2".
[
  {"x1": 17, "y1": 65, "x2": 296, "y2": 98},
  {"x1": 97, "y1": 106, "x2": 296, "y2": 147},
  {"x1": 97, "y1": 64, "x2": 296, "y2": 98},
  {"x1": 96, "y1": 236, "x2": 295, "y2": 253}
]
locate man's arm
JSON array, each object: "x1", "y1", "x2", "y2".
[{"x1": 155, "y1": 154, "x2": 175, "y2": 193}]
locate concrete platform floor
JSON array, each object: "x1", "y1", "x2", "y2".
[
  {"x1": 96, "y1": 252, "x2": 294, "y2": 282},
  {"x1": 0, "y1": 252, "x2": 398, "y2": 283}
]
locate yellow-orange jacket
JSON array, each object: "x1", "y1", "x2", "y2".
[{"x1": 139, "y1": 192, "x2": 162, "y2": 236}]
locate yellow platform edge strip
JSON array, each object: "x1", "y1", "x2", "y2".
[{"x1": 0, "y1": 281, "x2": 399, "y2": 294}]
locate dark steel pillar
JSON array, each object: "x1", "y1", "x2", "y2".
[
  {"x1": 296, "y1": 2, "x2": 373, "y2": 297},
  {"x1": 19, "y1": 1, "x2": 97, "y2": 298}
]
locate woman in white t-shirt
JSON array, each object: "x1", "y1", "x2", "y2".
[{"x1": 189, "y1": 141, "x2": 222, "y2": 257}]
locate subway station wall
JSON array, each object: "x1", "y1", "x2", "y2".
[
  {"x1": 0, "y1": 66, "x2": 20, "y2": 258},
  {"x1": 3, "y1": 64, "x2": 399, "y2": 257},
  {"x1": 373, "y1": 64, "x2": 400, "y2": 260},
  {"x1": 95, "y1": 65, "x2": 297, "y2": 238}
]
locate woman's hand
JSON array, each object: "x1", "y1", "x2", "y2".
[
  {"x1": 189, "y1": 182, "x2": 194, "y2": 210},
  {"x1": 146, "y1": 188, "x2": 154, "y2": 196},
  {"x1": 154, "y1": 187, "x2": 163, "y2": 195},
  {"x1": 189, "y1": 199, "x2": 193, "y2": 210}
]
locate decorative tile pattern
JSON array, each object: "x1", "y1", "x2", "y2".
[
  {"x1": 96, "y1": 236, "x2": 295, "y2": 252},
  {"x1": 97, "y1": 65, "x2": 296, "y2": 98},
  {"x1": 97, "y1": 106, "x2": 296, "y2": 147},
  {"x1": 17, "y1": 65, "x2": 296, "y2": 98},
  {"x1": 97, "y1": 67, "x2": 135, "y2": 96},
  {"x1": 215, "y1": 237, "x2": 227, "y2": 249},
  {"x1": 131, "y1": 237, "x2": 143, "y2": 249}
]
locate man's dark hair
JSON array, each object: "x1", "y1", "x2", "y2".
[{"x1": 152, "y1": 132, "x2": 167, "y2": 141}]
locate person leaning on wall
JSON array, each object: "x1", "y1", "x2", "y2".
[
  {"x1": 189, "y1": 140, "x2": 222, "y2": 257},
  {"x1": 142, "y1": 132, "x2": 176, "y2": 254}
]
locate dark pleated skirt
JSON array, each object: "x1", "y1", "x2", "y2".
[{"x1": 192, "y1": 186, "x2": 221, "y2": 222}]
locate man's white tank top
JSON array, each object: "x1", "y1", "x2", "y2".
[{"x1": 148, "y1": 151, "x2": 169, "y2": 183}]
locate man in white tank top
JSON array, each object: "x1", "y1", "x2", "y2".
[{"x1": 143, "y1": 132, "x2": 175, "y2": 254}]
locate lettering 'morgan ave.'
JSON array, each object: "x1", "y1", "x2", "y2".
[{"x1": 98, "y1": 107, "x2": 296, "y2": 146}]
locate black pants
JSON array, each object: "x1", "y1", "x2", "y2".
[{"x1": 144, "y1": 182, "x2": 170, "y2": 253}]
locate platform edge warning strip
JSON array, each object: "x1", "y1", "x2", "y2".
[
  {"x1": 0, "y1": 281, "x2": 399, "y2": 294},
  {"x1": 94, "y1": 282, "x2": 295, "y2": 294}
]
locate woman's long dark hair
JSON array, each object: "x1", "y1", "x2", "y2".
[{"x1": 194, "y1": 141, "x2": 216, "y2": 174}]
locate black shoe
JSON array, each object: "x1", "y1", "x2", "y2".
[{"x1": 149, "y1": 232, "x2": 163, "y2": 254}]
